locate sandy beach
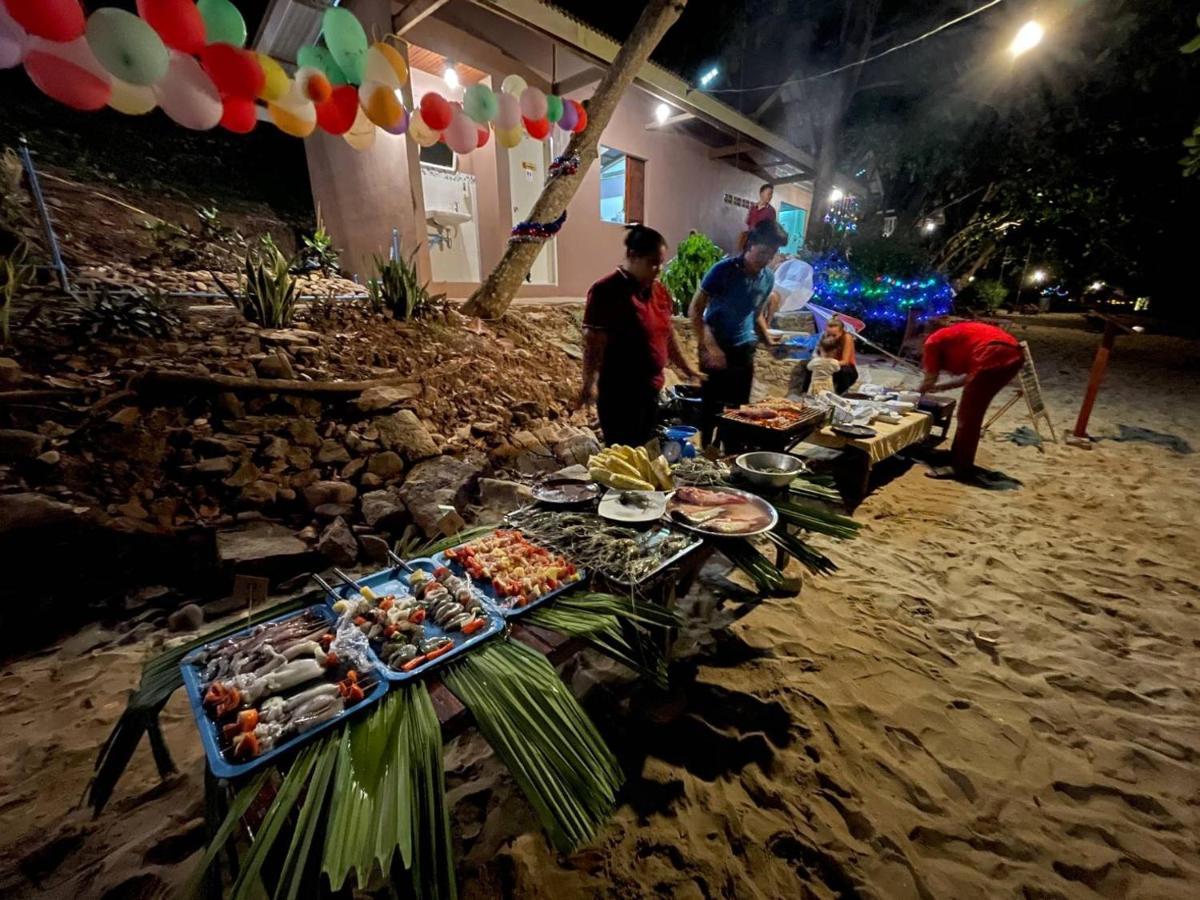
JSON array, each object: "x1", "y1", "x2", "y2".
[{"x1": 1, "y1": 319, "x2": 1197, "y2": 898}]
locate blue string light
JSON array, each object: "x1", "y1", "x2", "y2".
[{"x1": 809, "y1": 252, "x2": 954, "y2": 324}]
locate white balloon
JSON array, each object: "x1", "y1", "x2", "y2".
[
  {"x1": 155, "y1": 51, "x2": 221, "y2": 131},
  {"x1": 109, "y1": 77, "x2": 157, "y2": 115},
  {"x1": 500, "y1": 73, "x2": 526, "y2": 96}
]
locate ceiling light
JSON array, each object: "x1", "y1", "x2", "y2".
[
  {"x1": 828, "y1": 187, "x2": 844, "y2": 203},
  {"x1": 654, "y1": 103, "x2": 671, "y2": 124},
  {"x1": 443, "y1": 64, "x2": 459, "y2": 90}
]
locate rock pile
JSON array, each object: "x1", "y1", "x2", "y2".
[{"x1": 0, "y1": 303, "x2": 596, "y2": 575}]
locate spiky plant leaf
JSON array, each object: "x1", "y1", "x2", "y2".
[{"x1": 443, "y1": 641, "x2": 622, "y2": 852}]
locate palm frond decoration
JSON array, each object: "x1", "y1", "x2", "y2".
[
  {"x1": 771, "y1": 497, "x2": 861, "y2": 539},
  {"x1": 442, "y1": 640, "x2": 623, "y2": 852},
  {"x1": 186, "y1": 683, "x2": 453, "y2": 899},
  {"x1": 88, "y1": 595, "x2": 307, "y2": 814},
  {"x1": 526, "y1": 592, "x2": 678, "y2": 688},
  {"x1": 765, "y1": 530, "x2": 838, "y2": 576},
  {"x1": 715, "y1": 538, "x2": 790, "y2": 594},
  {"x1": 788, "y1": 474, "x2": 843, "y2": 504}
]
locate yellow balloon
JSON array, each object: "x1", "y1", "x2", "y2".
[
  {"x1": 496, "y1": 125, "x2": 522, "y2": 149},
  {"x1": 257, "y1": 53, "x2": 289, "y2": 103},
  {"x1": 408, "y1": 110, "x2": 439, "y2": 147},
  {"x1": 344, "y1": 105, "x2": 377, "y2": 150},
  {"x1": 109, "y1": 78, "x2": 156, "y2": 115},
  {"x1": 268, "y1": 99, "x2": 316, "y2": 138},
  {"x1": 359, "y1": 81, "x2": 403, "y2": 130},
  {"x1": 364, "y1": 42, "x2": 408, "y2": 88}
]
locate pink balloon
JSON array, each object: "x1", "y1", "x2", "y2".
[
  {"x1": 155, "y1": 50, "x2": 221, "y2": 130},
  {"x1": 557, "y1": 97, "x2": 578, "y2": 131},
  {"x1": 23, "y1": 37, "x2": 110, "y2": 110},
  {"x1": 444, "y1": 109, "x2": 477, "y2": 155},
  {"x1": 0, "y1": 5, "x2": 29, "y2": 70},
  {"x1": 496, "y1": 91, "x2": 520, "y2": 130},
  {"x1": 519, "y1": 86, "x2": 547, "y2": 121}
]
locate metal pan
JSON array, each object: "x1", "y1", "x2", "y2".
[{"x1": 666, "y1": 486, "x2": 779, "y2": 538}]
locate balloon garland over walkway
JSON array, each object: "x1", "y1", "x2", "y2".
[{"x1": 0, "y1": 0, "x2": 588, "y2": 155}]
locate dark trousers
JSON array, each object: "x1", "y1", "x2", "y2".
[
  {"x1": 597, "y1": 382, "x2": 659, "y2": 447},
  {"x1": 700, "y1": 343, "x2": 756, "y2": 446},
  {"x1": 952, "y1": 344, "x2": 1023, "y2": 473},
  {"x1": 794, "y1": 362, "x2": 859, "y2": 396}
]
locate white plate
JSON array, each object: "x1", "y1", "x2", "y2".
[{"x1": 598, "y1": 490, "x2": 668, "y2": 524}]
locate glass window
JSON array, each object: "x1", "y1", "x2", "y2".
[
  {"x1": 420, "y1": 141, "x2": 455, "y2": 169},
  {"x1": 599, "y1": 146, "x2": 626, "y2": 223}
]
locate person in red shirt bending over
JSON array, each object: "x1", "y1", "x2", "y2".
[
  {"x1": 918, "y1": 321, "x2": 1024, "y2": 481},
  {"x1": 580, "y1": 225, "x2": 703, "y2": 446}
]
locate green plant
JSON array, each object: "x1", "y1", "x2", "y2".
[
  {"x1": 196, "y1": 205, "x2": 238, "y2": 243},
  {"x1": 1, "y1": 242, "x2": 30, "y2": 344},
  {"x1": 216, "y1": 235, "x2": 298, "y2": 327},
  {"x1": 974, "y1": 278, "x2": 1009, "y2": 311},
  {"x1": 65, "y1": 287, "x2": 182, "y2": 340},
  {"x1": 302, "y1": 206, "x2": 340, "y2": 275},
  {"x1": 369, "y1": 250, "x2": 444, "y2": 321},
  {"x1": 661, "y1": 231, "x2": 724, "y2": 314}
]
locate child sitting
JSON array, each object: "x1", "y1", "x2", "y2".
[{"x1": 806, "y1": 335, "x2": 843, "y2": 395}]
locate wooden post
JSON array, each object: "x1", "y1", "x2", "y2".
[
  {"x1": 461, "y1": 0, "x2": 687, "y2": 319},
  {"x1": 1073, "y1": 319, "x2": 1120, "y2": 439}
]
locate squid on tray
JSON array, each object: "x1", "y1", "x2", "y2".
[{"x1": 196, "y1": 611, "x2": 370, "y2": 760}]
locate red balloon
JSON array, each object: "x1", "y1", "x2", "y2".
[
  {"x1": 419, "y1": 92, "x2": 452, "y2": 131},
  {"x1": 200, "y1": 43, "x2": 263, "y2": 99},
  {"x1": 24, "y1": 47, "x2": 110, "y2": 111},
  {"x1": 219, "y1": 96, "x2": 257, "y2": 133},
  {"x1": 135, "y1": 0, "x2": 206, "y2": 55},
  {"x1": 523, "y1": 116, "x2": 550, "y2": 140},
  {"x1": 569, "y1": 99, "x2": 587, "y2": 133},
  {"x1": 476, "y1": 125, "x2": 490, "y2": 149},
  {"x1": 3, "y1": 0, "x2": 85, "y2": 43},
  {"x1": 316, "y1": 84, "x2": 358, "y2": 135}
]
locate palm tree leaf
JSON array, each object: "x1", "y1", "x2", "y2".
[
  {"x1": 182, "y1": 770, "x2": 271, "y2": 898},
  {"x1": 442, "y1": 641, "x2": 622, "y2": 852}
]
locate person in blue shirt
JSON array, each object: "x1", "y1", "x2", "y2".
[{"x1": 688, "y1": 219, "x2": 789, "y2": 445}]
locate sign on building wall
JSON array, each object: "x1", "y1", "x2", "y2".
[{"x1": 723, "y1": 193, "x2": 755, "y2": 210}]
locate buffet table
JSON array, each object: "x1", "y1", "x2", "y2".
[{"x1": 803, "y1": 410, "x2": 933, "y2": 502}]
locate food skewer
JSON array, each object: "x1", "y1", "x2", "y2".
[
  {"x1": 310, "y1": 573, "x2": 340, "y2": 602},
  {"x1": 386, "y1": 548, "x2": 415, "y2": 574},
  {"x1": 332, "y1": 567, "x2": 377, "y2": 601}
]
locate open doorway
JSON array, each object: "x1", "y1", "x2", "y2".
[
  {"x1": 507, "y1": 137, "x2": 557, "y2": 285},
  {"x1": 779, "y1": 202, "x2": 807, "y2": 254}
]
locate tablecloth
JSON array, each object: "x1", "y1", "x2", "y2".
[{"x1": 804, "y1": 411, "x2": 933, "y2": 464}]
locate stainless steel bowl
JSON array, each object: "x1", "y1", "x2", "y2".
[{"x1": 733, "y1": 451, "x2": 808, "y2": 488}]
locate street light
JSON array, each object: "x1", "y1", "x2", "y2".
[
  {"x1": 1030, "y1": 268, "x2": 1048, "y2": 284},
  {"x1": 829, "y1": 187, "x2": 844, "y2": 203},
  {"x1": 654, "y1": 103, "x2": 671, "y2": 124},
  {"x1": 922, "y1": 220, "x2": 937, "y2": 234},
  {"x1": 1010, "y1": 21, "x2": 1045, "y2": 56},
  {"x1": 699, "y1": 66, "x2": 719, "y2": 87}
]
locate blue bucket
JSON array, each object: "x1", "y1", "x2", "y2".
[{"x1": 663, "y1": 425, "x2": 699, "y2": 461}]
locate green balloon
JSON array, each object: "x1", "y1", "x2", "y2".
[
  {"x1": 197, "y1": 0, "x2": 247, "y2": 48},
  {"x1": 545, "y1": 94, "x2": 564, "y2": 124},
  {"x1": 86, "y1": 8, "x2": 169, "y2": 87},
  {"x1": 463, "y1": 83, "x2": 499, "y2": 124},
  {"x1": 297, "y1": 45, "x2": 349, "y2": 85},
  {"x1": 322, "y1": 8, "x2": 367, "y2": 84}
]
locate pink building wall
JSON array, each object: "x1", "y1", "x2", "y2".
[{"x1": 305, "y1": 2, "x2": 813, "y2": 299}]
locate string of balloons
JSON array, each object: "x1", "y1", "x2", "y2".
[{"x1": 0, "y1": 0, "x2": 588, "y2": 154}]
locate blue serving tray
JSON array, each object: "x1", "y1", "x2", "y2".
[
  {"x1": 180, "y1": 605, "x2": 388, "y2": 780},
  {"x1": 431, "y1": 543, "x2": 587, "y2": 620},
  {"x1": 323, "y1": 559, "x2": 504, "y2": 680}
]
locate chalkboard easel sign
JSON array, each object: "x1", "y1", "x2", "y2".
[{"x1": 983, "y1": 341, "x2": 1058, "y2": 443}]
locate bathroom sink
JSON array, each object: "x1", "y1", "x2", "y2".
[{"x1": 426, "y1": 209, "x2": 471, "y2": 227}]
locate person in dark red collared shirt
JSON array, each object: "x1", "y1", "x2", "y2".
[
  {"x1": 581, "y1": 226, "x2": 703, "y2": 447},
  {"x1": 918, "y1": 320, "x2": 1024, "y2": 481},
  {"x1": 738, "y1": 183, "x2": 776, "y2": 251}
]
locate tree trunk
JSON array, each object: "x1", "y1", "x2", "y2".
[{"x1": 461, "y1": 0, "x2": 687, "y2": 319}]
